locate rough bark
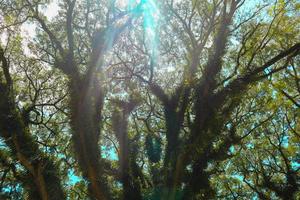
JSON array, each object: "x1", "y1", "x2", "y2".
[
  {"x1": 0, "y1": 47, "x2": 65, "y2": 200},
  {"x1": 112, "y1": 100, "x2": 142, "y2": 200},
  {"x1": 69, "y1": 75, "x2": 109, "y2": 200}
]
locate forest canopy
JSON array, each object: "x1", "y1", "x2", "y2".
[{"x1": 0, "y1": 0, "x2": 299, "y2": 199}]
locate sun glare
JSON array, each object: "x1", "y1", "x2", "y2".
[{"x1": 117, "y1": 0, "x2": 160, "y2": 62}]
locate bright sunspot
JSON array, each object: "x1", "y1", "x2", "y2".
[{"x1": 123, "y1": 0, "x2": 160, "y2": 60}]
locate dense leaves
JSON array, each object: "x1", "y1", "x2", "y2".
[{"x1": 0, "y1": 0, "x2": 299, "y2": 199}]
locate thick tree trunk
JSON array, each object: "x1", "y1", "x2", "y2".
[
  {"x1": 162, "y1": 107, "x2": 182, "y2": 200},
  {"x1": 69, "y1": 76, "x2": 110, "y2": 200},
  {"x1": 112, "y1": 102, "x2": 142, "y2": 200},
  {"x1": 182, "y1": 151, "x2": 215, "y2": 200},
  {"x1": 120, "y1": 141, "x2": 142, "y2": 200},
  {"x1": 0, "y1": 84, "x2": 65, "y2": 200}
]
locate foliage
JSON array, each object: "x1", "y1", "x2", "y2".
[{"x1": 0, "y1": 0, "x2": 299, "y2": 199}]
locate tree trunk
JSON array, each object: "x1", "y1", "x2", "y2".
[
  {"x1": 0, "y1": 84, "x2": 65, "y2": 200},
  {"x1": 112, "y1": 102, "x2": 142, "y2": 200},
  {"x1": 69, "y1": 76, "x2": 109, "y2": 200},
  {"x1": 162, "y1": 107, "x2": 182, "y2": 200}
]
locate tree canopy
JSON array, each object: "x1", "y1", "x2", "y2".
[{"x1": 0, "y1": 0, "x2": 299, "y2": 199}]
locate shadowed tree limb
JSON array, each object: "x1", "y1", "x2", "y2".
[
  {"x1": 112, "y1": 98, "x2": 142, "y2": 200},
  {"x1": 0, "y1": 45, "x2": 65, "y2": 200}
]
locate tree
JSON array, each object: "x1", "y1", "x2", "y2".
[{"x1": 0, "y1": 0, "x2": 299, "y2": 199}]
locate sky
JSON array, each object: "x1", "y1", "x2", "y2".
[{"x1": 21, "y1": 0, "x2": 59, "y2": 37}]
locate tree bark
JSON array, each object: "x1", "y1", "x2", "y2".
[
  {"x1": 0, "y1": 47, "x2": 65, "y2": 200},
  {"x1": 112, "y1": 100, "x2": 142, "y2": 200},
  {"x1": 69, "y1": 76, "x2": 109, "y2": 200}
]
